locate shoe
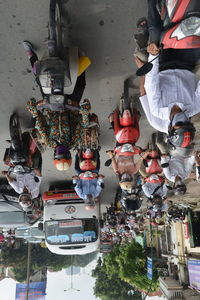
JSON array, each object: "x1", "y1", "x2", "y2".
[{"x1": 22, "y1": 41, "x2": 34, "y2": 52}]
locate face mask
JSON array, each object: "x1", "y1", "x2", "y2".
[{"x1": 171, "y1": 112, "x2": 189, "y2": 127}]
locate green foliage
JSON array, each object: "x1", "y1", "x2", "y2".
[
  {"x1": 92, "y1": 257, "x2": 142, "y2": 300},
  {"x1": 92, "y1": 240, "x2": 159, "y2": 299}
]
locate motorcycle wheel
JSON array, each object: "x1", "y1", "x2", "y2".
[
  {"x1": 9, "y1": 113, "x2": 23, "y2": 151},
  {"x1": 49, "y1": 0, "x2": 62, "y2": 55}
]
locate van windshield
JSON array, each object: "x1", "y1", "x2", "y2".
[{"x1": 45, "y1": 219, "x2": 98, "y2": 245}]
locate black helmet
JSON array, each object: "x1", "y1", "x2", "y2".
[{"x1": 168, "y1": 124, "x2": 195, "y2": 148}]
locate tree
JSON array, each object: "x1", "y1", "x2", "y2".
[
  {"x1": 92, "y1": 240, "x2": 159, "y2": 298},
  {"x1": 92, "y1": 257, "x2": 142, "y2": 300}
]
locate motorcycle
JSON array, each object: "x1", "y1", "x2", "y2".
[
  {"x1": 167, "y1": 204, "x2": 187, "y2": 223},
  {"x1": 105, "y1": 78, "x2": 142, "y2": 167},
  {"x1": 3, "y1": 113, "x2": 42, "y2": 177},
  {"x1": 115, "y1": 185, "x2": 143, "y2": 212},
  {"x1": 35, "y1": 0, "x2": 91, "y2": 105},
  {"x1": 136, "y1": 0, "x2": 200, "y2": 76},
  {"x1": 143, "y1": 133, "x2": 163, "y2": 176},
  {"x1": 158, "y1": 0, "x2": 200, "y2": 49}
]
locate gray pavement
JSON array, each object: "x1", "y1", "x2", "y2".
[{"x1": 0, "y1": 0, "x2": 153, "y2": 205}]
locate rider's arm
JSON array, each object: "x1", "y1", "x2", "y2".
[
  {"x1": 161, "y1": 157, "x2": 175, "y2": 182},
  {"x1": 139, "y1": 94, "x2": 169, "y2": 133},
  {"x1": 147, "y1": 0, "x2": 163, "y2": 45},
  {"x1": 5, "y1": 174, "x2": 14, "y2": 183},
  {"x1": 144, "y1": 55, "x2": 169, "y2": 121},
  {"x1": 110, "y1": 155, "x2": 119, "y2": 175}
]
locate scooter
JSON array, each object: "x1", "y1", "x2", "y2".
[
  {"x1": 136, "y1": 0, "x2": 200, "y2": 76},
  {"x1": 105, "y1": 79, "x2": 142, "y2": 167},
  {"x1": 4, "y1": 113, "x2": 42, "y2": 177},
  {"x1": 143, "y1": 133, "x2": 163, "y2": 175},
  {"x1": 35, "y1": 0, "x2": 91, "y2": 105}
]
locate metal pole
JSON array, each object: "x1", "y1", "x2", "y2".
[{"x1": 26, "y1": 243, "x2": 32, "y2": 300}]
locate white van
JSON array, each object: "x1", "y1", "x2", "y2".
[{"x1": 42, "y1": 186, "x2": 101, "y2": 255}]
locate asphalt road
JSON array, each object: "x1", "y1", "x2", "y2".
[{"x1": 0, "y1": 0, "x2": 153, "y2": 205}]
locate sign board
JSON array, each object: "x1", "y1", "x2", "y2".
[
  {"x1": 188, "y1": 259, "x2": 200, "y2": 290},
  {"x1": 147, "y1": 257, "x2": 153, "y2": 280},
  {"x1": 16, "y1": 281, "x2": 46, "y2": 299}
]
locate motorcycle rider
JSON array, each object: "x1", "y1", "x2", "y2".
[
  {"x1": 134, "y1": 1, "x2": 200, "y2": 155},
  {"x1": 160, "y1": 151, "x2": 200, "y2": 194},
  {"x1": 106, "y1": 149, "x2": 150, "y2": 193},
  {"x1": 26, "y1": 97, "x2": 91, "y2": 171},
  {"x1": 72, "y1": 174, "x2": 104, "y2": 207},
  {"x1": 2, "y1": 168, "x2": 42, "y2": 199},
  {"x1": 141, "y1": 175, "x2": 171, "y2": 200},
  {"x1": 18, "y1": 193, "x2": 42, "y2": 219}
]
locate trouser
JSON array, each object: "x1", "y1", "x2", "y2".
[
  {"x1": 74, "y1": 151, "x2": 100, "y2": 175},
  {"x1": 27, "y1": 51, "x2": 86, "y2": 103}
]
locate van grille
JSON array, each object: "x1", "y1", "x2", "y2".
[
  {"x1": 55, "y1": 199, "x2": 84, "y2": 205},
  {"x1": 59, "y1": 246, "x2": 86, "y2": 250}
]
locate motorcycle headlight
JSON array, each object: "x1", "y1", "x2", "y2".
[
  {"x1": 172, "y1": 17, "x2": 200, "y2": 39},
  {"x1": 49, "y1": 94, "x2": 64, "y2": 104},
  {"x1": 45, "y1": 199, "x2": 57, "y2": 206},
  {"x1": 181, "y1": 17, "x2": 200, "y2": 36}
]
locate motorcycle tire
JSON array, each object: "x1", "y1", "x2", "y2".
[
  {"x1": 9, "y1": 113, "x2": 23, "y2": 151},
  {"x1": 123, "y1": 78, "x2": 130, "y2": 110},
  {"x1": 49, "y1": 0, "x2": 62, "y2": 55}
]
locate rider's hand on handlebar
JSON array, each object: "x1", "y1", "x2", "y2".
[
  {"x1": 72, "y1": 175, "x2": 79, "y2": 180},
  {"x1": 147, "y1": 43, "x2": 160, "y2": 56},
  {"x1": 98, "y1": 174, "x2": 105, "y2": 179}
]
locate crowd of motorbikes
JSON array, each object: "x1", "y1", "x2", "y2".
[{"x1": 0, "y1": 0, "x2": 200, "y2": 249}]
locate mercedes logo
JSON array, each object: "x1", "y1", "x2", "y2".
[{"x1": 65, "y1": 205, "x2": 76, "y2": 214}]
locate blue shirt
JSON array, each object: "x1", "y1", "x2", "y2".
[{"x1": 73, "y1": 178, "x2": 103, "y2": 200}]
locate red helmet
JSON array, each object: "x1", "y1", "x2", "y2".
[
  {"x1": 82, "y1": 149, "x2": 94, "y2": 159},
  {"x1": 80, "y1": 159, "x2": 96, "y2": 171},
  {"x1": 120, "y1": 110, "x2": 133, "y2": 126}
]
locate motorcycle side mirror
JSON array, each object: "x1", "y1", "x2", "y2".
[
  {"x1": 105, "y1": 159, "x2": 112, "y2": 167},
  {"x1": 136, "y1": 55, "x2": 159, "y2": 76},
  {"x1": 143, "y1": 159, "x2": 148, "y2": 167},
  {"x1": 136, "y1": 62, "x2": 153, "y2": 76}
]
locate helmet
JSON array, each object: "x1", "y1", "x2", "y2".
[
  {"x1": 80, "y1": 159, "x2": 96, "y2": 171},
  {"x1": 54, "y1": 145, "x2": 72, "y2": 171},
  {"x1": 119, "y1": 181, "x2": 132, "y2": 193},
  {"x1": 168, "y1": 124, "x2": 195, "y2": 148},
  {"x1": 82, "y1": 149, "x2": 94, "y2": 159},
  {"x1": 19, "y1": 193, "x2": 33, "y2": 212},
  {"x1": 120, "y1": 110, "x2": 133, "y2": 126}
]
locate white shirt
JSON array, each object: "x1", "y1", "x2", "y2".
[
  {"x1": 139, "y1": 54, "x2": 200, "y2": 132},
  {"x1": 9, "y1": 171, "x2": 42, "y2": 198},
  {"x1": 142, "y1": 182, "x2": 169, "y2": 199},
  {"x1": 161, "y1": 155, "x2": 195, "y2": 182}
]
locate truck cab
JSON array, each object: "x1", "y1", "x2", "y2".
[{"x1": 42, "y1": 186, "x2": 101, "y2": 255}]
